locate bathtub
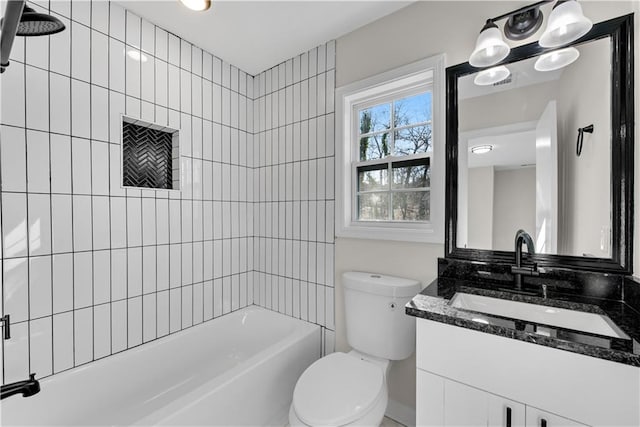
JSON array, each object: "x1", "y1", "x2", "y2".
[{"x1": 1, "y1": 306, "x2": 321, "y2": 426}]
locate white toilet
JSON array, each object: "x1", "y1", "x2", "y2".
[{"x1": 289, "y1": 272, "x2": 421, "y2": 427}]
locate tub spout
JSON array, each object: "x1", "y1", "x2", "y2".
[{"x1": 1, "y1": 373, "x2": 40, "y2": 400}]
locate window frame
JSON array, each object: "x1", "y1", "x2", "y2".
[{"x1": 335, "y1": 54, "x2": 445, "y2": 243}]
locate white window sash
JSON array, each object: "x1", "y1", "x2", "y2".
[{"x1": 352, "y1": 154, "x2": 432, "y2": 222}]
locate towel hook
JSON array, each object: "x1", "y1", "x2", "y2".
[{"x1": 576, "y1": 124, "x2": 594, "y2": 157}]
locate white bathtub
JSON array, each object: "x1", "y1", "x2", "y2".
[{"x1": 1, "y1": 306, "x2": 321, "y2": 426}]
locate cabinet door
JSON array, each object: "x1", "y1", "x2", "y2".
[
  {"x1": 488, "y1": 394, "x2": 526, "y2": 427},
  {"x1": 526, "y1": 407, "x2": 589, "y2": 427},
  {"x1": 443, "y1": 379, "x2": 489, "y2": 426},
  {"x1": 417, "y1": 369, "x2": 444, "y2": 426}
]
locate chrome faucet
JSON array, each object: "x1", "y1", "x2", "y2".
[
  {"x1": 511, "y1": 229, "x2": 539, "y2": 289},
  {"x1": 0, "y1": 373, "x2": 40, "y2": 400}
]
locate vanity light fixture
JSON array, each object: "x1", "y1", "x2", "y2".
[
  {"x1": 469, "y1": 21, "x2": 511, "y2": 68},
  {"x1": 534, "y1": 46, "x2": 580, "y2": 71},
  {"x1": 473, "y1": 66, "x2": 511, "y2": 86},
  {"x1": 468, "y1": 0, "x2": 592, "y2": 68},
  {"x1": 179, "y1": 0, "x2": 211, "y2": 11},
  {"x1": 539, "y1": 0, "x2": 592, "y2": 48},
  {"x1": 471, "y1": 145, "x2": 493, "y2": 154}
]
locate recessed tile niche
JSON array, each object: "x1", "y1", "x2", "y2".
[{"x1": 121, "y1": 116, "x2": 180, "y2": 190}]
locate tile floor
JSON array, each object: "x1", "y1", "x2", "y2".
[{"x1": 381, "y1": 416, "x2": 406, "y2": 427}]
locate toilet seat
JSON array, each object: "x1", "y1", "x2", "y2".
[{"x1": 292, "y1": 352, "x2": 385, "y2": 426}]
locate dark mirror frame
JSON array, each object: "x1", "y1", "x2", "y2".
[{"x1": 445, "y1": 14, "x2": 634, "y2": 274}]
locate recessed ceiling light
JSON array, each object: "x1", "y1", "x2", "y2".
[
  {"x1": 127, "y1": 50, "x2": 148, "y2": 63},
  {"x1": 534, "y1": 47, "x2": 580, "y2": 72},
  {"x1": 471, "y1": 145, "x2": 493, "y2": 154},
  {"x1": 179, "y1": 0, "x2": 211, "y2": 11},
  {"x1": 473, "y1": 65, "x2": 510, "y2": 86}
]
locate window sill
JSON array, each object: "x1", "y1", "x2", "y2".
[{"x1": 336, "y1": 222, "x2": 443, "y2": 243}]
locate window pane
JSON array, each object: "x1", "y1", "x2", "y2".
[
  {"x1": 392, "y1": 191, "x2": 430, "y2": 221},
  {"x1": 358, "y1": 166, "x2": 388, "y2": 192},
  {"x1": 393, "y1": 161, "x2": 430, "y2": 189},
  {"x1": 358, "y1": 192, "x2": 389, "y2": 221},
  {"x1": 394, "y1": 92, "x2": 432, "y2": 127},
  {"x1": 359, "y1": 103, "x2": 391, "y2": 134},
  {"x1": 359, "y1": 132, "x2": 391, "y2": 161},
  {"x1": 394, "y1": 125, "x2": 432, "y2": 156}
]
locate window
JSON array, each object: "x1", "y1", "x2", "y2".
[
  {"x1": 356, "y1": 90, "x2": 432, "y2": 222},
  {"x1": 335, "y1": 55, "x2": 445, "y2": 242}
]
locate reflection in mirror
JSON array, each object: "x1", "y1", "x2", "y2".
[{"x1": 456, "y1": 37, "x2": 611, "y2": 258}]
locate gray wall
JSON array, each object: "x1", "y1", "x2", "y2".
[
  {"x1": 467, "y1": 166, "x2": 494, "y2": 249},
  {"x1": 556, "y1": 38, "x2": 612, "y2": 257},
  {"x1": 493, "y1": 167, "x2": 536, "y2": 251}
]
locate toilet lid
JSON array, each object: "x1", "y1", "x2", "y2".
[{"x1": 292, "y1": 353, "x2": 384, "y2": 426}]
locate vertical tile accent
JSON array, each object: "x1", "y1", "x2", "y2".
[{"x1": 252, "y1": 42, "x2": 335, "y2": 340}]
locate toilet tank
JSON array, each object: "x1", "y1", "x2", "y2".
[{"x1": 343, "y1": 272, "x2": 421, "y2": 361}]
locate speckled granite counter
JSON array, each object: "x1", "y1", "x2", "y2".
[{"x1": 406, "y1": 277, "x2": 640, "y2": 367}]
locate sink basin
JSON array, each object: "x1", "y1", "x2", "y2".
[{"x1": 450, "y1": 293, "x2": 630, "y2": 339}]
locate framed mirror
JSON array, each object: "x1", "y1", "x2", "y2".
[{"x1": 445, "y1": 14, "x2": 634, "y2": 274}]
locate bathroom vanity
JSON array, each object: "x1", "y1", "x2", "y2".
[
  {"x1": 407, "y1": 270, "x2": 640, "y2": 426},
  {"x1": 407, "y1": 12, "x2": 639, "y2": 427}
]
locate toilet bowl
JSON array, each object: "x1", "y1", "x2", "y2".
[
  {"x1": 289, "y1": 351, "x2": 389, "y2": 427},
  {"x1": 289, "y1": 272, "x2": 421, "y2": 427}
]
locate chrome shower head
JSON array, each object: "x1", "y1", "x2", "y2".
[{"x1": 15, "y1": 6, "x2": 65, "y2": 36}]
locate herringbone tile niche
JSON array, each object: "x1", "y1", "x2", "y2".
[{"x1": 122, "y1": 117, "x2": 180, "y2": 190}]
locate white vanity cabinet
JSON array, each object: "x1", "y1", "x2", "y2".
[
  {"x1": 417, "y1": 369, "x2": 527, "y2": 426},
  {"x1": 417, "y1": 369, "x2": 582, "y2": 427},
  {"x1": 525, "y1": 407, "x2": 589, "y2": 427},
  {"x1": 415, "y1": 318, "x2": 640, "y2": 427}
]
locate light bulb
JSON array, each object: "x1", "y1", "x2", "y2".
[
  {"x1": 127, "y1": 50, "x2": 148, "y2": 62},
  {"x1": 473, "y1": 66, "x2": 510, "y2": 86},
  {"x1": 179, "y1": 0, "x2": 211, "y2": 11},
  {"x1": 534, "y1": 47, "x2": 580, "y2": 72}
]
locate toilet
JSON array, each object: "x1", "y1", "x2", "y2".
[{"x1": 289, "y1": 272, "x2": 421, "y2": 427}]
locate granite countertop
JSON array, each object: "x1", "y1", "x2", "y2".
[{"x1": 406, "y1": 277, "x2": 640, "y2": 367}]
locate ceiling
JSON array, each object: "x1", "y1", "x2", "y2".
[
  {"x1": 117, "y1": 0, "x2": 412, "y2": 76},
  {"x1": 467, "y1": 129, "x2": 537, "y2": 170}
]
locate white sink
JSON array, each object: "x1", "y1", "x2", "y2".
[{"x1": 450, "y1": 293, "x2": 630, "y2": 339}]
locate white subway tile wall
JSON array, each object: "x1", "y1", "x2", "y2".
[
  {"x1": 0, "y1": 0, "x2": 335, "y2": 384},
  {"x1": 252, "y1": 46, "x2": 336, "y2": 355}
]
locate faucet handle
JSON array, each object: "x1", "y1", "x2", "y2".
[{"x1": 511, "y1": 265, "x2": 540, "y2": 277}]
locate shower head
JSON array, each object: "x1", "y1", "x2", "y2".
[
  {"x1": 1, "y1": 1, "x2": 66, "y2": 73},
  {"x1": 14, "y1": 6, "x2": 65, "y2": 36}
]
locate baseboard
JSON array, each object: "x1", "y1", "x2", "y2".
[{"x1": 386, "y1": 399, "x2": 416, "y2": 427}]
